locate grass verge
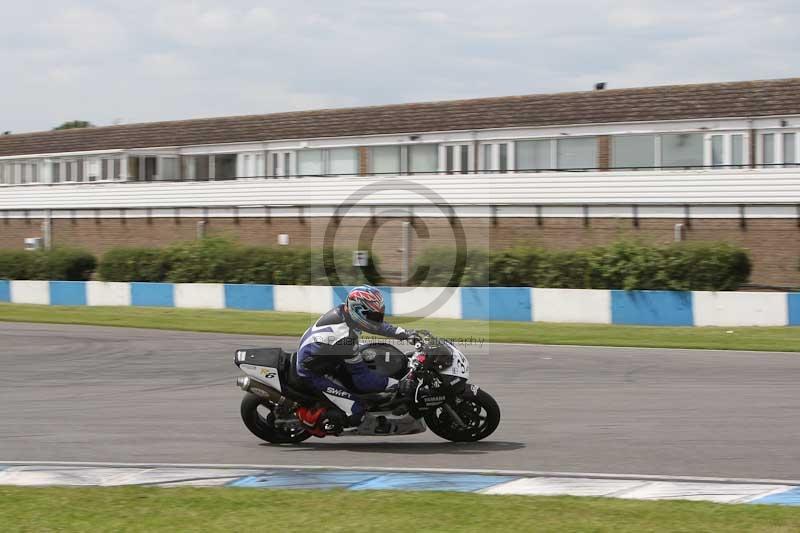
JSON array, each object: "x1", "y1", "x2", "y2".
[
  {"x1": 1, "y1": 302, "x2": 799, "y2": 352},
  {"x1": 1, "y1": 486, "x2": 799, "y2": 533}
]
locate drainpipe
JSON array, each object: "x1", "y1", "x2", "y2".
[
  {"x1": 42, "y1": 209, "x2": 52, "y2": 250},
  {"x1": 400, "y1": 221, "x2": 411, "y2": 285}
]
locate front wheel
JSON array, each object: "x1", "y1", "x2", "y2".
[
  {"x1": 424, "y1": 389, "x2": 500, "y2": 442},
  {"x1": 240, "y1": 393, "x2": 311, "y2": 444}
]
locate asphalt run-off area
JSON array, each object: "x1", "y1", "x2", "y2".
[{"x1": 1, "y1": 322, "x2": 799, "y2": 480}]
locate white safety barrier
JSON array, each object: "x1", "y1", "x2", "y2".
[{"x1": 2, "y1": 281, "x2": 799, "y2": 327}]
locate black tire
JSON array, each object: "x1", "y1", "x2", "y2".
[
  {"x1": 240, "y1": 393, "x2": 311, "y2": 444},
  {"x1": 424, "y1": 389, "x2": 500, "y2": 442}
]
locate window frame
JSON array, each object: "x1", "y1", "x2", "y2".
[
  {"x1": 478, "y1": 141, "x2": 514, "y2": 173},
  {"x1": 758, "y1": 130, "x2": 800, "y2": 168}
]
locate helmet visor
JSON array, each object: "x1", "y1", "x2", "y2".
[{"x1": 364, "y1": 310, "x2": 385, "y2": 324}]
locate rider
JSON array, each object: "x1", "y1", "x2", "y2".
[{"x1": 295, "y1": 285, "x2": 416, "y2": 435}]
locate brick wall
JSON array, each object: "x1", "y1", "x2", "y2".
[
  {"x1": 1, "y1": 216, "x2": 798, "y2": 286},
  {"x1": 597, "y1": 135, "x2": 611, "y2": 170}
]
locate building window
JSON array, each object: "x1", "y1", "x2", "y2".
[
  {"x1": 557, "y1": 137, "x2": 597, "y2": 170},
  {"x1": 443, "y1": 144, "x2": 472, "y2": 174},
  {"x1": 783, "y1": 133, "x2": 796, "y2": 167},
  {"x1": 515, "y1": 140, "x2": 551, "y2": 170},
  {"x1": 711, "y1": 135, "x2": 724, "y2": 167},
  {"x1": 161, "y1": 157, "x2": 180, "y2": 180},
  {"x1": 195, "y1": 155, "x2": 210, "y2": 180},
  {"x1": 269, "y1": 151, "x2": 294, "y2": 177},
  {"x1": 480, "y1": 142, "x2": 511, "y2": 173},
  {"x1": 612, "y1": 135, "x2": 656, "y2": 169},
  {"x1": 328, "y1": 147, "x2": 359, "y2": 175},
  {"x1": 731, "y1": 135, "x2": 745, "y2": 167},
  {"x1": 661, "y1": 133, "x2": 703, "y2": 168},
  {"x1": 408, "y1": 144, "x2": 438, "y2": 174},
  {"x1": 762, "y1": 134, "x2": 776, "y2": 166},
  {"x1": 237, "y1": 152, "x2": 264, "y2": 178},
  {"x1": 214, "y1": 154, "x2": 236, "y2": 180},
  {"x1": 296, "y1": 147, "x2": 359, "y2": 176},
  {"x1": 86, "y1": 159, "x2": 100, "y2": 181},
  {"x1": 369, "y1": 146, "x2": 401, "y2": 175},
  {"x1": 101, "y1": 158, "x2": 122, "y2": 180},
  {"x1": 297, "y1": 149, "x2": 324, "y2": 176}
]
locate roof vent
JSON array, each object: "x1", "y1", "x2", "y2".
[{"x1": 594, "y1": 82, "x2": 606, "y2": 91}]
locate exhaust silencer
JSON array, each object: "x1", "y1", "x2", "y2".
[{"x1": 236, "y1": 376, "x2": 297, "y2": 408}]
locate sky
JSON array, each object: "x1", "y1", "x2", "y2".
[{"x1": 1, "y1": 0, "x2": 799, "y2": 133}]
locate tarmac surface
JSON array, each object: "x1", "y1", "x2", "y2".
[{"x1": 1, "y1": 322, "x2": 798, "y2": 479}]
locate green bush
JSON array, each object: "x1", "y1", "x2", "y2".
[
  {"x1": 0, "y1": 248, "x2": 96, "y2": 281},
  {"x1": 97, "y1": 248, "x2": 169, "y2": 282},
  {"x1": 0, "y1": 250, "x2": 35, "y2": 280},
  {"x1": 411, "y1": 241, "x2": 751, "y2": 291},
  {"x1": 410, "y1": 248, "x2": 491, "y2": 287},
  {"x1": 96, "y1": 238, "x2": 383, "y2": 285}
]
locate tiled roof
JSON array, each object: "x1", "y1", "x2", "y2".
[{"x1": 2, "y1": 78, "x2": 800, "y2": 157}]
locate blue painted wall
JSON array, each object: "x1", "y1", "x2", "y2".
[
  {"x1": 131, "y1": 282, "x2": 175, "y2": 307},
  {"x1": 611, "y1": 290, "x2": 694, "y2": 326},
  {"x1": 461, "y1": 287, "x2": 532, "y2": 321},
  {"x1": 49, "y1": 281, "x2": 87, "y2": 306},
  {"x1": 788, "y1": 293, "x2": 800, "y2": 326},
  {"x1": 0, "y1": 280, "x2": 9, "y2": 302},
  {"x1": 224, "y1": 284, "x2": 274, "y2": 310}
]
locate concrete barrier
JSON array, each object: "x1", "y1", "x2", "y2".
[
  {"x1": 273, "y1": 285, "x2": 331, "y2": 314},
  {"x1": 1, "y1": 279, "x2": 797, "y2": 327},
  {"x1": 86, "y1": 281, "x2": 131, "y2": 307},
  {"x1": 693, "y1": 291, "x2": 788, "y2": 327},
  {"x1": 391, "y1": 286, "x2": 461, "y2": 319},
  {"x1": 533, "y1": 288, "x2": 611, "y2": 324},
  {"x1": 174, "y1": 283, "x2": 225, "y2": 309},
  {"x1": 10, "y1": 280, "x2": 49, "y2": 305}
]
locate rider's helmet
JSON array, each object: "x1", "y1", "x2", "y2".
[{"x1": 345, "y1": 285, "x2": 386, "y2": 331}]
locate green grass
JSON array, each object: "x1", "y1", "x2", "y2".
[
  {"x1": 1, "y1": 302, "x2": 799, "y2": 352},
  {"x1": 0, "y1": 486, "x2": 798, "y2": 533}
]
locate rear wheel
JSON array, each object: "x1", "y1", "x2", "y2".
[
  {"x1": 424, "y1": 389, "x2": 500, "y2": 442},
  {"x1": 240, "y1": 393, "x2": 311, "y2": 444}
]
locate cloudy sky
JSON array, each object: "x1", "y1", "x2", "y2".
[{"x1": 2, "y1": 0, "x2": 798, "y2": 133}]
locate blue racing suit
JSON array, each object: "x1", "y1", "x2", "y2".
[{"x1": 296, "y1": 304, "x2": 410, "y2": 425}]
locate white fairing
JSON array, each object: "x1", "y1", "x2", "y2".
[
  {"x1": 355, "y1": 412, "x2": 427, "y2": 435},
  {"x1": 240, "y1": 363, "x2": 282, "y2": 392},
  {"x1": 439, "y1": 343, "x2": 470, "y2": 379}
]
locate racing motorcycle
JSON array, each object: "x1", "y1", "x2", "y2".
[{"x1": 233, "y1": 332, "x2": 500, "y2": 443}]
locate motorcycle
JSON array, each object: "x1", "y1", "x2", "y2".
[{"x1": 233, "y1": 331, "x2": 500, "y2": 443}]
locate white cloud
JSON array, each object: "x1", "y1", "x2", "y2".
[{"x1": 1, "y1": 0, "x2": 799, "y2": 133}]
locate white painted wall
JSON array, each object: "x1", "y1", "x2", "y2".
[
  {"x1": 391, "y1": 286, "x2": 461, "y2": 319},
  {"x1": 86, "y1": 281, "x2": 131, "y2": 307},
  {"x1": 3, "y1": 169, "x2": 800, "y2": 211},
  {"x1": 273, "y1": 285, "x2": 332, "y2": 314},
  {"x1": 533, "y1": 288, "x2": 611, "y2": 324},
  {"x1": 10, "y1": 280, "x2": 49, "y2": 305},
  {"x1": 693, "y1": 291, "x2": 788, "y2": 327},
  {"x1": 174, "y1": 283, "x2": 225, "y2": 309}
]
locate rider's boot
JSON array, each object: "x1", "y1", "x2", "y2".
[{"x1": 296, "y1": 406, "x2": 336, "y2": 437}]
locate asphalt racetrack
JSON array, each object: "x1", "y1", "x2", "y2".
[{"x1": 1, "y1": 322, "x2": 798, "y2": 479}]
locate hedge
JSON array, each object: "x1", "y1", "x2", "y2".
[
  {"x1": 98, "y1": 238, "x2": 381, "y2": 286},
  {"x1": 412, "y1": 241, "x2": 751, "y2": 291},
  {"x1": 0, "y1": 239, "x2": 750, "y2": 291},
  {"x1": 0, "y1": 248, "x2": 97, "y2": 281}
]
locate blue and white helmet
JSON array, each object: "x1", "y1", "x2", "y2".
[{"x1": 345, "y1": 285, "x2": 386, "y2": 330}]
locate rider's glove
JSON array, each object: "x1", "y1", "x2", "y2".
[
  {"x1": 400, "y1": 329, "x2": 421, "y2": 344},
  {"x1": 398, "y1": 376, "x2": 416, "y2": 398}
]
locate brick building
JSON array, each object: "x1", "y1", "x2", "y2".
[{"x1": 2, "y1": 78, "x2": 800, "y2": 286}]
